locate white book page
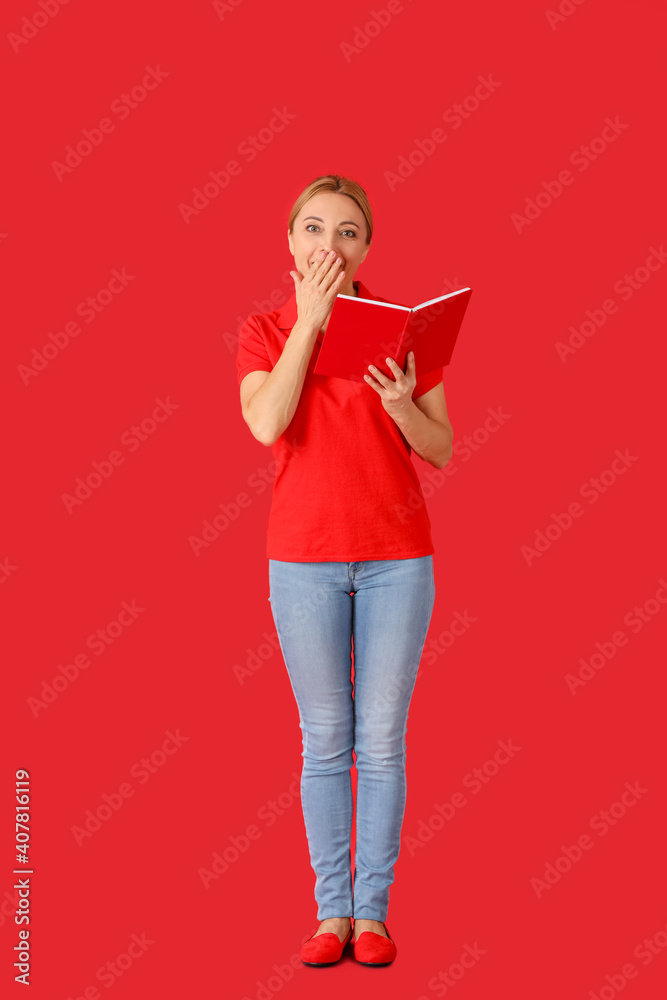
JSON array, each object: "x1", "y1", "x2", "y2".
[
  {"x1": 413, "y1": 287, "x2": 472, "y2": 311},
  {"x1": 336, "y1": 294, "x2": 410, "y2": 312}
]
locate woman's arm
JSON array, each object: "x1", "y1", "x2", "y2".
[
  {"x1": 241, "y1": 253, "x2": 346, "y2": 446},
  {"x1": 240, "y1": 319, "x2": 319, "y2": 446},
  {"x1": 363, "y1": 353, "x2": 453, "y2": 469},
  {"x1": 397, "y1": 382, "x2": 453, "y2": 469}
]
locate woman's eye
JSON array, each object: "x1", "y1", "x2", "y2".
[{"x1": 305, "y1": 225, "x2": 356, "y2": 238}]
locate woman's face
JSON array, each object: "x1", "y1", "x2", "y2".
[{"x1": 288, "y1": 192, "x2": 370, "y2": 296}]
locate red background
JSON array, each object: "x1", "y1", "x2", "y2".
[{"x1": 2, "y1": 1, "x2": 666, "y2": 997}]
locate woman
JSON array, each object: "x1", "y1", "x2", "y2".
[{"x1": 236, "y1": 174, "x2": 453, "y2": 967}]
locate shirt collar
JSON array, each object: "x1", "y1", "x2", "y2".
[{"x1": 276, "y1": 278, "x2": 379, "y2": 333}]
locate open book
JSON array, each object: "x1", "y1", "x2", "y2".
[{"x1": 313, "y1": 286, "x2": 472, "y2": 382}]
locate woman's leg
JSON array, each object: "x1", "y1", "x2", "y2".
[
  {"x1": 350, "y1": 556, "x2": 436, "y2": 921},
  {"x1": 268, "y1": 559, "x2": 355, "y2": 920}
]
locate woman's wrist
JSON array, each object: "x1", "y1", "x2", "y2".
[{"x1": 291, "y1": 317, "x2": 320, "y2": 340}]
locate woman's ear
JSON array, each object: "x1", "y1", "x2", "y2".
[{"x1": 287, "y1": 229, "x2": 294, "y2": 256}]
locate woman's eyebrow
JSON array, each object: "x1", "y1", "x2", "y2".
[{"x1": 303, "y1": 216, "x2": 360, "y2": 227}]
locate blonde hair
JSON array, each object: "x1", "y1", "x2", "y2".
[{"x1": 288, "y1": 174, "x2": 373, "y2": 244}]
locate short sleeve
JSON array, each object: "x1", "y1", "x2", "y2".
[
  {"x1": 412, "y1": 366, "x2": 443, "y2": 400},
  {"x1": 236, "y1": 314, "x2": 273, "y2": 385}
]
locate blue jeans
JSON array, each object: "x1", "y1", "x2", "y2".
[{"x1": 268, "y1": 556, "x2": 435, "y2": 921}]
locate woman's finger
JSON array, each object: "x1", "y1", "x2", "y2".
[
  {"x1": 367, "y1": 363, "x2": 390, "y2": 385},
  {"x1": 310, "y1": 251, "x2": 334, "y2": 285},
  {"x1": 385, "y1": 357, "x2": 403, "y2": 379}
]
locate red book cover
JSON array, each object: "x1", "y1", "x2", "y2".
[{"x1": 314, "y1": 286, "x2": 473, "y2": 381}]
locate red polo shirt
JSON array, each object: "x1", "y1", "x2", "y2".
[{"x1": 236, "y1": 279, "x2": 443, "y2": 562}]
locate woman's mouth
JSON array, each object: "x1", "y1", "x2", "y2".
[{"x1": 311, "y1": 256, "x2": 344, "y2": 268}]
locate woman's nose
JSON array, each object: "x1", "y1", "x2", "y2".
[{"x1": 315, "y1": 244, "x2": 342, "y2": 258}]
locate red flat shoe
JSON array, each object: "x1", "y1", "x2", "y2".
[
  {"x1": 301, "y1": 924, "x2": 353, "y2": 966},
  {"x1": 353, "y1": 922, "x2": 397, "y2": 966}
]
